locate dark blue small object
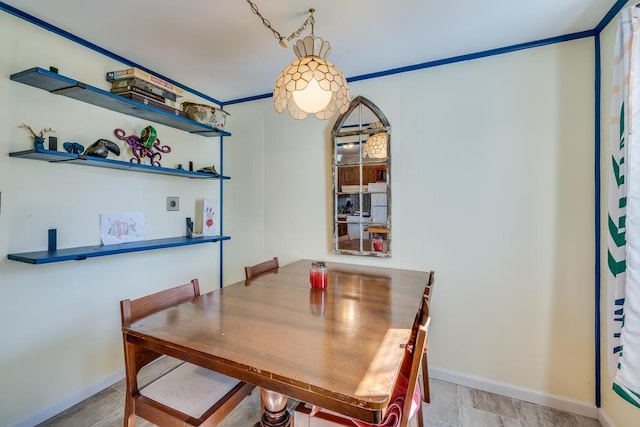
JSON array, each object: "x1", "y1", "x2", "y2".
[
  {"x1": 48, "y1": 136, "x2": 58, "y2": 150},
  {"x1": 33, "y1": 136, "x2": 44, "y2": 150},
  {"x1": 48, "y1": 229, "x2": 57, "y2": 252},
  {"x1": 186, "y1": 217, "x2": 193, "y2": 236},
  {"x1": 63, "y1": 141, "x2": 84, "y2": 154}
]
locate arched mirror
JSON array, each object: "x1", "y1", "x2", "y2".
[{"x1": 332, "y1": 96, "x2": 391, "y2": 257}]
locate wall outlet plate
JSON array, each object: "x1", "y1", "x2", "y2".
[{"x1": 166, "y1": 196, "x2": 179, "y2": 211}]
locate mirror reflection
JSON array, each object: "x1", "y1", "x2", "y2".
[{"x1": 332, "y1": 96, "x2": 391, "y2": 257}]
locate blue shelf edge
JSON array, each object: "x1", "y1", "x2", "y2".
[
  {"x1": 10, "y1": 67, "x2": 231, "y2": 137},
  {"x1": 7, "y1": 235, "x2": 231, "y2": 264},
  {"x1": 9, "y1": 148, "x2": 230, "y2": 180}
]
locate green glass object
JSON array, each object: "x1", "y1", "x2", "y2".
[{"x1": 140, "y1": 126, "x2": 157, "y2": 148}]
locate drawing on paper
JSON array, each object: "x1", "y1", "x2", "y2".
[{"x1": 101, "y1": 212, "x2": 145, "y2": 245}]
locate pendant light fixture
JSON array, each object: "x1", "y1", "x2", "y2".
[
  {"x1": 363, "y1": 122, "x2": 388, "y2": 159},
  {"x1": 247, "y1": 2, "x2": 351, "y2": 120}
]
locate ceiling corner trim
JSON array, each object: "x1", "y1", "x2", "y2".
[
  {"x1": 223, "y1": 92, "x2": 272, "y2": 107},
  {"x1": 346, "y1": 30, "x2": 596, "y2": 86},
  {"x1": 594, "y1": 0, "x2": 630, "y2": 34}
]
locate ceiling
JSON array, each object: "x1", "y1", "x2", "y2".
[{"x1": 1, "y1": 0, "x2": 622, "y2": 104}]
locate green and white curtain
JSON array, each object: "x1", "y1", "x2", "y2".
[{"x1": 608, "y1": 5, "x2": 640, "y2": 409}]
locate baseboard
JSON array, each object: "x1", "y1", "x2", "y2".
[
  {"x1": 8, "y1": 369, "x2": 124, "y2": 427},
  {"x1": 598, "y1": 408, "x2": 616, "y2": 427},
  {"x1": 429, "y1": 367, "x2": 599, "y2": 419}
]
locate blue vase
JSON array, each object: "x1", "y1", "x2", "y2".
[{"x1": 33, "y1": 136, "x2": 45, "y2": 150}]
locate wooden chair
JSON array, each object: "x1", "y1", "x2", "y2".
[
  {"x1": 293, "y1": 292, "x2": 431, "y2": 427},
  {"x1": 244, "y1": 256, "x2": 279, "y2": 280},
  {"x1": 120, "y1": 279, "x2": 255, "y2": 427},
  {"x1": 420, "y1": 271, "x2": 435, "y2": 404}
]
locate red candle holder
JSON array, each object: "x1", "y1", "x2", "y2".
[{"x1": 310, "y1": 262, "x2": 327, "y2": 289}]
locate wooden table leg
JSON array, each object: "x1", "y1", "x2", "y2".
[{"x1": 260, "y1": 388, "x2": 291, "y2": 427}]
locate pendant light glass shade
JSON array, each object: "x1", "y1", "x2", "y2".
[
  {"x1": 363, "y1": 132, "x2": 388, "y2": 159},
  {"x1": 273, "y1": 36, "x2": 350, "y2": 120},
  {"x1": 292, "y1": 78, "x2": 332, "y2": 113}
]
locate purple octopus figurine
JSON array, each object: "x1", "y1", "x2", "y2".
[{"x1": 114, "y1": 127, "x2": 171, "y2": 166}]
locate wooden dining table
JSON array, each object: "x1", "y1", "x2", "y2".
[{"x1": 123, "y1": 259, "x2": 429, "y2": 427}]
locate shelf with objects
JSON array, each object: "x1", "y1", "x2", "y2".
[
  {"x1": 10, "y1": 67, "x2": 230, "y2": 137},
  {"x1": 9, "y1": 147, "x2": 230, "y2": 180},
  {"x1": 332, "y1": 96, "x2": 391, "y2": 257},
  {"x1": 7, "y1": 67, "x2": 231, "y2": 273},
  {"x1": 8, "y1": 231, "x2": 231, "y2": 265}
]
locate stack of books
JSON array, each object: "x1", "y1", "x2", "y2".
[{"x1": 106, "y1": 67, "x2": 185, "y2": 116}]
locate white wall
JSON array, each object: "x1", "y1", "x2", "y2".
[
  {"x1": 599, "y1": 2, "x2": 640, "y2": 426},
  {"x1": 225, "y1": 38, "x2": 596, "y2": 408},
  {"x1": 0, "y1": 12, "x2": 226, "y2": 426}
]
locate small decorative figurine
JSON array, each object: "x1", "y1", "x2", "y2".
[
  {"x1": 114, "y1": 127, "x2": 171, "y2": 167},
  {"x1": 197, "y1": 165, "x2": 219, "y2": 175},
  {"x1": 83, "y1": 139, "x2": 121, "y2": 158},
  {"x1": 63, "y1": 142, "x2": 85, "y2": 154},
  {"x1": 19, "y1": 123, "x2": 55, "y2": 150},
  {"x1": 140, "y1": 126, "x2": 157, "y2": 148}
]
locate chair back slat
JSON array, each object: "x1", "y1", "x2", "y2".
[
  {"x1": 401, "y1": 300, "x2": 430, "y2": 427},
  {"x1": 245, "y1": 257, "x2": 279, "y2": 280},
  {"x1": 420, "y1": 271, "x2": 435, "y2": 404},
  {"x1": 424, "y1": 271, "x2": 435, "y2": 301},
  {"x1": 121, "y1": 279, "x2": 200, "y2": 327}
]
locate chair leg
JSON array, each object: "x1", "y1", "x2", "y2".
[
  {"x1": 415, "y1": 401, "x2": 424, "y2": 427},
  {"x1": 421, "y1": 352, "x2": 430, "y2": 404},
  {"x1": 122, "y1": 392, "x2": 134, "y2": 427},
  {"x1": 123, "y1": 405, "x2": 135, "y2": 427}
]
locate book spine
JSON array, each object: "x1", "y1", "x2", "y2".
[
  {"x1": 118, "y1": 92, "x2": 184, "y2": 116},
  {"x1": 111, "y1": 87, "x2": 166, "y2": 103},
  {"x1": 111, "y1": 78, "x2": 178, "y2": 101},
  {"x1": 106, "y1": 68, "x2": 185, "y2": 97}
]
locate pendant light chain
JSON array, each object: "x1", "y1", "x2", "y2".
[{"x1": 246, "y1": 0, "x2": 315, "y2": 47}]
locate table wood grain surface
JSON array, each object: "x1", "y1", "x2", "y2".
[{"x1": 124, "y1": 259, "x2": 429, "y2": 423}]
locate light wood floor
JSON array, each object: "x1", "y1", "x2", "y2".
[{"x1": 37, "y1": 357, "x2": 602, "y2": 427}]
